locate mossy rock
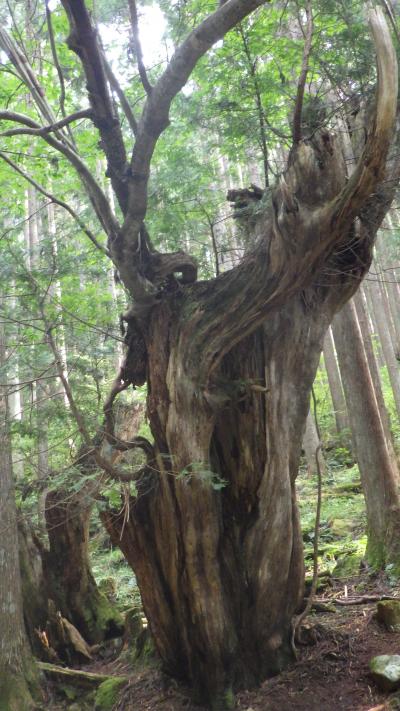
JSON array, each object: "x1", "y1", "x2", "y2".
[
  {"x1": 376, "y1": 600, "x2": 400, "y2": 632},
  {"x1": 333, "y1": 552, "x2": 363, "y2": 578},
  {"x1": 94, "y1": 676, "x2": 128, "y2": 710},
  {"x1": 328, "y1": 518, "x2": 354, "y2": 537},
  {"x1": 370, "y1": 655, "x2": 400, "y2": 691}
]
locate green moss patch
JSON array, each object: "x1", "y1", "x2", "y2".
[{"x1": 94, "y1": 676, "x2": 128, "y2": 710}]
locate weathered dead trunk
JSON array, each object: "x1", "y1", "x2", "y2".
[
  {"x1": 42, "y1": 489, "x2": 123, "y2": 644},
  {"x1": 37, "y1": 402, "x2": 142, "y2": 644},
  {"x1": 18, "y1": 521, "x2": 49, "y2": 655}
]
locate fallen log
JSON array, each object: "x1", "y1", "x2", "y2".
[
  {"x1": 331, "y1": 595, "x2": 399, "y2": 606},
  {"x1": 38, "y1": 662, "x2": 124, "y2": 689}
]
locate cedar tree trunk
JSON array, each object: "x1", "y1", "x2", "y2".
[
  {"x1": 0, "y1": 318, "x2": 39, "y2": 709},
  {"x1": 333, "y1": 301, "x2": 400, "y2": 569}
]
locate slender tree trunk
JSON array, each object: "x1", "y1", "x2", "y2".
[
  {"x1": 377, "y1": 260, "x2": 399, "y2": 353},
  {"x1": 384, "y1": 265, "x2": 400, "y2": 356},
  {"x1": 332, "y1": 300, "x2": 400, "y2": 569},
  {"x1": 366, "y1": 271, "x2": 400, "y2": 417},
  {"x1": 322, "y1": 327, "x2": 349, "y2": 435},
  {"x1": 24, "y1": 188, "x2": 50, "y2": 513},
  {"x1": 302, "y1": 408, "x2": 326, "y2": 476},
  {"x1": 0, "y1": 306, "x2": 38, "y2": 710},
  {"x1": 354, "y1": 288, "x2": 396, "y2": 463},
  {"x1": 7, "y1": 274, "x2": 24, "y2": 480},
  {"x1": 363, "y1": 277, "x2": 387, "y2": 368}
]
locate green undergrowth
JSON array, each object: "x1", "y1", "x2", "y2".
[
  {"x1": 90, "y1": 528, "x2": 142, "y2": 610},
  {"x1": 94, "y1": 677, "x2": 128, "y2": 710},
  {"x1": 297, "y1": 461, "x2": 367, "y2": 576}
]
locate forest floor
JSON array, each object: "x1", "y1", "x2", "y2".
[
  {"x1": 44, "y1": 571, "x2": 400, "y2": 711},
  {"x1": 43, "y1": 464, "x2": 400, "y2": 710}
]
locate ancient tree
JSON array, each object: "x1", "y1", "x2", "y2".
[{"x1": 1, "y1": 2, "x2": 400, "y2": 707}]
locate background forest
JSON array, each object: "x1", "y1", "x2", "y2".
[{"x1": 2, "y1": 0, "x2": 400, "y2": 710}]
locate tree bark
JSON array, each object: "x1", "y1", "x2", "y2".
[
  {"x1": 103, "y1": 299, "x2": 331, "y2": 706},
  {"x1": 99, "y1": 9, "x2": 400, "y2": 698},
  {"x1": 332, "y1": 301, "x2": 400, "y2": 569},
  {"x1": 354, "y1": 288, "x2": 396, "y2": 462},
  {"x1": 0, "y1": 305, "x2": 39, "y2": 709}
]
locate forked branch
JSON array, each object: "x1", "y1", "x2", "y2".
[
  {"x1": 60, "y1": 0, "x2": 129, "y2": 212},
  {"x1": 123, "y1": 0, "x2": 271, "y2": 232}
]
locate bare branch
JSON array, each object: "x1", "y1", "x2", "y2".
[
  {"x1": 0, "y1": 27, "x2": 55, "y2": 125},
  {"x1": 292, "y1": 1, "x2": 313, "y2": 144},
  {"x1": 0, "y1": 151, "x2": 109, "y2": 256},
  {"x1": 45, "y1": 0, "x2": 68, "y2": 126},
  {"x1": 114, "y1": 0, "x2": 270, "y2": 292},
  {"x1": 0, "y1": 110, "x2": 119, "y2": 240},
  {"x1": 103, "y1": 56, "x2": 138, "y2": 136},
  {"x1": 102, "y1": 369, "x2": 155, "y2": 456},
  {"x1": 0, "y1": 109, "x2": 92, "y2": 137},
  {"x1": 60, "y1": 0, "x2": 129, "y2": 212},
  {"x1": 124, "y1": 0, "x2": 270, "y2": 231},
  {"x1": 43, "y1": 314, "x2": 139, "y2": 484},
  {"x1": 127, "y1": 0, "x2": 153, "y2": 96}
]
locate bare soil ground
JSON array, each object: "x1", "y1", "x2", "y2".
[{"x1": 45, "y1": 572, "x2": 400, "y2": 710}]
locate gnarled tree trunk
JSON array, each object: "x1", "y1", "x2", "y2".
[
  {"x1": 101, "y1": 10, "x2": 400, "y2": 700},
  {"x1": 104, "y1": 298, "x2": 336, "y2": 705}
]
